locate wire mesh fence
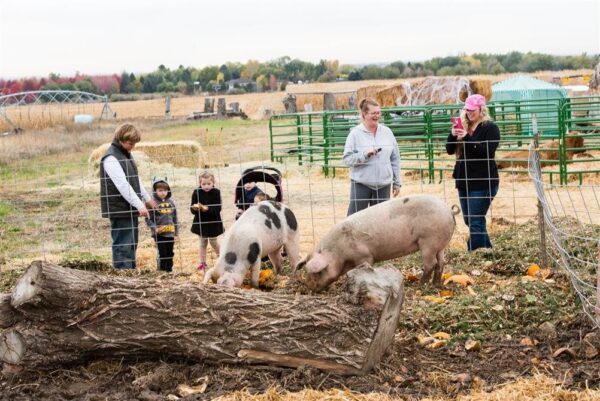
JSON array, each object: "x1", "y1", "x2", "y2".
[
  {"x1": 1, "y1": 140, "x2": 554, "y2": 274},
  {"x1": 528, "y1": 139, "x2": 600, "y2": 329}
]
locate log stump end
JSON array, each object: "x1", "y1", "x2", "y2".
[
  {"x1": 0, "y1": 329, "x2": 25, "y2": 365},
  {"x1": 11, "y1": 260, "x2": 43, "y2": 308}
]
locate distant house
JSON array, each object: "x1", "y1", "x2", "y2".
[{"x1": 226, "y1": 78, "x2": 255, "y2": 92}]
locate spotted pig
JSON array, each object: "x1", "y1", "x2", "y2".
[{"x1": 203, "y1": 200, "x2": 301, "y2": 288}]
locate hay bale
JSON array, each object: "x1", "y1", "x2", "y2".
[
  {"x1": 468, "y1": 79, "x2": 492, "y2": 101},
  {"x1": 373, "y1": 84, "x2": 409, "y2": 107},
  {"x1": 137, "y1": 141, "x2": 204, "y2": 167},
  {"x1": 402, "y1": 77, "x2": 470, "y2": 105},
  {"x1": 295, "y1": 93, "x2": 353, "y2": 112},
  {"x1": 356, "y1": 85, "x2": 387, "y2": 103},
  {"x1": 590, "y1": 62, "x2": 600, "y2": 91},
  {"x1": 88, "y1": 141, "x2": 205, "y2": 171},
  {"x1": 88, "y1": 143, "x2": 111, "y2": 169}
]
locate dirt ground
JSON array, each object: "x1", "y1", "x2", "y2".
[
  {"x1": 2, "y1": 219, "x2": 600, "y2": 401},
  {"x1": 2, "y1": 117, "x2": 600, "y2": 400}
]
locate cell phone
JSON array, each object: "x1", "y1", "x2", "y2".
[
  {"x1": 376, "y1": 147, "x2": 382, "y2": 152},
  {"x1": 451, "y1": 117, "x2": 463, "y2": 130}
]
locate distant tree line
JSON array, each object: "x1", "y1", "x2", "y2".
[{"x1": 1, "y1": 52, "x2": 598, "y2": 98}]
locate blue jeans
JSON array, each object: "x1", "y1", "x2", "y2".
[
  {"x1": 458, "y1": 186, "x2": 498, "y2": 251},
  {"x1": 110, "y1": 217, "x2": 139, "y2": 269},
  {"x1": 347, "y1": 181, "x2": 391, "y2": 216}
]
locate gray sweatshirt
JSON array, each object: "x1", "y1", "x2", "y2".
[{"x1": 342, "y1": 123, "x2": 401, "y2": 189}]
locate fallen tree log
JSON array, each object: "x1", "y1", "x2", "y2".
[
  {"x1": 1, "y1": 261, "x2": 404, "y2": 375},
  {"x1": 0, "y1": 293, "x2": 22, "y2": 329}
]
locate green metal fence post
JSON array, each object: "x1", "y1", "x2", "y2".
[
  {"x1": 296, "y1": 114, "x2": 303, "y2": 166},
  {"x1": 269, "y1": 117, "x2": 274, "y2": 162},
  {"x1": 308, "y1": 114, "x2": 314, "y2": 163},
  {"x1": 323, "y1": 112, "x2": 330, "y2": 177},
  {"x1": 558, "y1": 99, "x2": 569, "y2": 185},
  {"x1": 425, "y1": 110, "x2": 434, "y2": 183}
]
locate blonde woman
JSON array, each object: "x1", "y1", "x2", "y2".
[
  {"x1": 446, "y1": 94, "x2": 500, "y2": 251},
  {"x1": 342, "y1": 98, "x2": 401, "y2": 216}
]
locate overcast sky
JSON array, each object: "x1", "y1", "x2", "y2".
[{"x1": 1, "y1": 0, "x2": 598, "y2": 78}]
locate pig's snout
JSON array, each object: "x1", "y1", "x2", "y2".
[{"x1": 217, "y1": 275, "x2": 238, "y2": 288}]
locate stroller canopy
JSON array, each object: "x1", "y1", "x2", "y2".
[{"x1": 234, "y1": 166, "x2": 283, "y2": 203}]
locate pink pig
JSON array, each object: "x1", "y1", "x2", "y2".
[{"x1": 295, "y1": 195, "x2": 459, "y2": 291}]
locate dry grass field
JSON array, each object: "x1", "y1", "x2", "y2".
[{"x1": 1, "y1": 69, "x2": 593, "y2": 132}]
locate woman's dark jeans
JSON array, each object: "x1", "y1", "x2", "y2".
[
  {"x1": 458, "y1": 186, "x2": 498, "y2": 251},
  {"x1": 110, "y1": 217, "x2": 139, "y2": 269}
]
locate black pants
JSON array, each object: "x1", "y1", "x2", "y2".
[{"x1": 155, "y1": 235, "x2": 174, "y2": 272}]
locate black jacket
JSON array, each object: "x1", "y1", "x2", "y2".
[
  {"x1": 446, "y1": 121, "x2": 500, "y2": 191},
  {"x1": 190, "y1": 188, "x2": 224, "y2": 238}
]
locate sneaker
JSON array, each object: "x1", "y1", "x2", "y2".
[{"x1": 197, "y1": 262, "x2": 208, "y2": 271}]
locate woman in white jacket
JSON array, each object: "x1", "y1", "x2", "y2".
[{"x1": 343, "y1": 98, "x2": 401, "y2": 216}]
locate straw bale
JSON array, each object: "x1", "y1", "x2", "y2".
[
  {"x1": 373, "y1": 84, "x2": 410, "y2": 107},
  {"x1": 468, "y1": 79, "x2": 492, "y2": 101},
  {"x1": 496, "y1": 132, "x2": 585, "y2": 169},
  {"x1": 295, "y1": 93, "x2": 353, "y2": 112},
  {"x1": 88, "y1": 142, "x2": 111, "y2": 167},
  {"x1": 401, "y1": 77, "x2": 470, "y2": 105},
  {"x1": 88, "y1": 141, "x2": 205, "y2": 170},
  {"x1": 356, "y1": 85, "x2": 388, "y2": 102},
  {"x1": 590, "y1": 62, "x2": 600, "y2": 91}
]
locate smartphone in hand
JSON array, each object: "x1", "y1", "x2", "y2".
[{"x1": 451, "y1": 117, "x2": 463, "y2": 130}]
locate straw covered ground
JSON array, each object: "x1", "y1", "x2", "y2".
[{"x1": 1, "y1": 114, "x2": 600, "y2": 400}]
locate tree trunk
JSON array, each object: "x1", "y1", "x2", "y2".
[
  {"x1": 1, "y1": 261, "x2": 404, "y2": 375},
  {"x1": 0, "y1": 293, "x2": 22, "y2": 329}
]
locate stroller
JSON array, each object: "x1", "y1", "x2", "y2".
[{"x1": 234, "y1": 166, "x2": 284, "y2": 207}]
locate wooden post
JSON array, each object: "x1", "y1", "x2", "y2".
[
  {"x1": 324, "y1": 92, "x2": 336, "y2": 110},
  {"x1": 204, "y1": 98, "x2": 215, "y2": 113},
  {"x1": 216, "y1": 98, "x2": 226, "y2": 119},
  {"x1": 349, "y1": 92, "x2": 357, "y2": 109},
  {"x1": 533, "y1": 131, "x2": 549, "y2": 269},
  {"x1": 164, "y1": 96, "x2": 171, "y2": 119},
  {"x1": 282, "y1": 94, "x2": 297, "y2": 113}
]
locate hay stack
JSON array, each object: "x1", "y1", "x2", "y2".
[
  {"x1": 295, "y1": 93, "x2": 353, "y2": 112},
  {"x1": 375, "y1": 77, "x2": 492, "y2": 106},
  {"x1": 88, "y1": 143, "x2": 111, "y2": 168},
  {"x1": 373, "y1": 84, "x2": 410, "y2": 107},
  {"x1": 89, "y1": 141, "x2": 205, "y2": 170},
  {"x1": 356, "y1": 85, "x2": 387, "y2": 102},
  {"x1": 468, "y1": 79, "x2": 493, "y2": 101},
  {"x1": 590, "y1": 62, "x2": 600, "y2": 92}
]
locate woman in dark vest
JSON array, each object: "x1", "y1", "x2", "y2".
[{"x1": 100, "y1": 123, "x2": 157, "y2": 268}]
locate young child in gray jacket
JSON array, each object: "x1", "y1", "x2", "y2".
[{"x1": 146, "y1": 177, "x2": 178, "y2": 272}]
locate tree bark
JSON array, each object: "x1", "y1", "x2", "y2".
[
  {"x1": 1, "y1": 261, "x2": 404, "y2": 375},
  {"x1": 0, "y1": 293, "x2": 22, "y2": 329}
]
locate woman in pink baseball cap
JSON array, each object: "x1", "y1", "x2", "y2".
[{"x1": 445, "y1": 94, "x2": 500, "y2": 251}]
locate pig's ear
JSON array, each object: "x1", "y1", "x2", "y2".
[
  {"x1": 305, "y1": 253, "x2": 328, "y2": 274},
  {"x1": 293, "y1": 252, "x2": 310, "y2": 275}
]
